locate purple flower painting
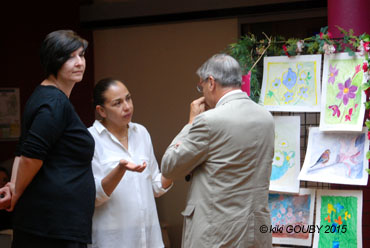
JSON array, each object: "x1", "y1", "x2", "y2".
[
  {"x1": 328, "y1": 64, "x2": 338, "y2": 84},
  {"x1": 320, "y1": 53, "x2": 366, "y2": 131},
  {"x1": 336, "y1": 78, "x2": 358, "y2": 105}
]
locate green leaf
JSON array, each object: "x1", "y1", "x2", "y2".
[
  {"x1": 366, "y1": 151, "x2": 370, "y2": 160},
  {"x1": 365, "y1": 120, "x2": 370, "y2": 129},
  {"x1": 365, "y1": 101, "x2": 370, "y2": 110},
  {"x1": 320, "y1": 26, "x2": 328, "y2": 34},
  {"x1": 344, "y1": 47, "x2": 355, "y2": 56},
  {"x1": 337, "y1": 44, "x2": 343, "y2": 52},
  {"x1": 335, "y1": 25, "x2": 347, "y2": 34},
  {"x1": 362, "y1": 82, "x2": 370, "y2": 91},
  {"x1": 267, "y1": 90, "x2": 274, "y2": 98},
  {"x1": 306, "y1": 72, "x2": 311, "y2": 81},
  {"x1": 343, "y1": 36, "x2": 350, "y2": 44},
  {"x1": 366, "y1": 168, "x2": 370, "y2": 175}
]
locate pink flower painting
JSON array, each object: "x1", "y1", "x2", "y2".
[{"x1": 328, "y1": 105, "x2": 340, "y2": 117}]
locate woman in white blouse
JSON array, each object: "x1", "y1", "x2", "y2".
[{"x1": 88, "y1": 78, "x2": 173, "y2": 248}]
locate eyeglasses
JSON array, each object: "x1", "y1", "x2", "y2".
[{"x1": 197, "y1": 77, "x2": 209, "y2": 93}]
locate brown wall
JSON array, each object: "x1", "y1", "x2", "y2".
[{"x1": 93, "y1": 18, "x2": 238, "y2": 247}]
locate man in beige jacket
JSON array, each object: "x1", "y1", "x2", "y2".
[{"x1": 161, "y1": 53, "x2": 274, "y2": 248}]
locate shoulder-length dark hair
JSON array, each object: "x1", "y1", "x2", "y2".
[{"x1": 40, "y1": 30, "x2": 88, "y2": 77}]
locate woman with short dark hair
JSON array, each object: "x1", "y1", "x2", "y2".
[{"x1": 5, "y1": 30, "x2": 95, "y2": 248}]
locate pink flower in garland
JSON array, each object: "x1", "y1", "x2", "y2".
[
  {"x1": 329, "y1": 105, "x2": 340, "y2": 117},
  {"x1": 363, "y1": 62, "x2": 369, "y2": 73},
  {"x1": 328, "y1": 64, "x2": 338, "y2": 84},
  {"x1": 282, "y1": 44, "x2": 290, "y2": 57},
  {"x1": 323, "y1": 43, "x2": 335, "y2": 55},
  {"x1": 336, "y1": 78, "x2": 358, "y2": 105},
  {"x1": 358, "y1": 41, "x2": 369, "y2": 56},
  {"x1": 364, "y1": 41, "x2": 370, "y2": 52},
  {"x1": 296, "y1": 40, "x2": 304, "y2": 54},
  {"x1": 241, "y1": 71, "x2": 251, "y2": 96},
  {"x1": 368, "y1": 131, "x2": 370, "y2": 140},
  {"x1": 319, "y1": 32, "x2": 332, "y2": 39}
]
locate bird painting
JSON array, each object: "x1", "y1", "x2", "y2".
[{"x1": 309, "y1": 149, "x2": 330, "y2": 169}]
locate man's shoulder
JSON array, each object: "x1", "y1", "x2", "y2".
[{"x1": 202, "y1": 98, "x2": 273, "y2": 126}]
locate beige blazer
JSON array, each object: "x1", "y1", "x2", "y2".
[{"x1": 161, "y1": 91, "x2": 274, "y2": 248}]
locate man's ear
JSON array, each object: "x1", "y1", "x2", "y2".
[
  {"x1": 208, "y1": 76, "x2": 216, "y2": 91},
  {"x1": 96, "y1": 105, "x2": 106, "y2": 118}
]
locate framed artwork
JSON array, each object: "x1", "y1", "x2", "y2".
[
  {"x1": 298, "y1": 127, "x2": 369, "y2": 186},
  {"x1": 260, "y1": 54, "x2": 322, "y2": 112},
  {"x1": 320, "y1": 52, "x2": 366, "y2": 131},
  {"x1": 269, "y1": 188, "x2": 316, "y2": 246},
  {"x1": 313, "y1": 190, "x2": 362, "y2": 248},
  {"x1": 0, "y1": 88, "x2": 20, "y2": 140},
  {"x1": 269, "y1": 116, "x2": 300, "y2": 193}
]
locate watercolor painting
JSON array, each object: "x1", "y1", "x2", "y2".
[
  {"x1": 320, "y1": 52, "x2": 366, "y2": 131},
  {"x1": 260, "y1": 55, "x2": 322, "y2": 112},
  {"x1": 298, "y1": 127, "x2": 369, "y2": 185},
  {"x1": 268, "y1": 188, "x2": 315, "y2": 246},
  {"x1": 270, "y1": 116, "x2": 300, "y2": 193},
  {"x1": 313, "y1": 190, "x2": 362, "y2": 248}
]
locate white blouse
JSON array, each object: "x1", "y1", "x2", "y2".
[{"x1": 88, "y1": 120, "x2": 171, "y2": 248}]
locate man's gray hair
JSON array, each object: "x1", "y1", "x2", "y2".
[{"x1": 196, "y1": 53, "x2": 242, "y2": 87}]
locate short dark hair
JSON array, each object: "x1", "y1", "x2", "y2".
[
  {"x1": 93, "y1": 78, "x2": 125, "y2": 108},
  {"x1": 40, "y1": 30, "x2": 88, "y2": 77}
]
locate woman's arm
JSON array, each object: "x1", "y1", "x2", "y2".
[
  {"x1": 8, "y1": 156, "x2": 42, "y2": 211},
  {"x1": 0, "y1": 156, "x2": 21, "y2": 210},
  {"x1": 101, "y1": 160, "x2": 146, "y2": 197},
  {"x1": 10, "y1": 156, "x2": 20, "y2": 183}
]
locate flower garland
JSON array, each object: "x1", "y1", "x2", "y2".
[{"x1": 226, "y1": 26, "x2": 370, "y2": 174}]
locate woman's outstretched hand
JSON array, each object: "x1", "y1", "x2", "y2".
[{"x1": 119, "y1": 160, "x2": 146, "y2": 173}]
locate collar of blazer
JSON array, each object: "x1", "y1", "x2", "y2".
[{"x1": 215, "y1": 90, "x2": 249, "y2": 108}]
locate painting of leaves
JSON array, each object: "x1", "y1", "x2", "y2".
[
  {"x1": 260, "y1": 55, "x2": 321, "y2": 112},
  {"x1": 298, "y1": 127, "x2": 369, "y2": 186},
  {"x1": 270, "y1": 116, "x2": 300, "y2": 193},
  {"x1": 269, "y1": 188, "x2": 315, "y2": 246},
  {"x1": 313, "y1": 190, "x2": 363, "y2": 248},
  {"x1": 320, "y1": 53, "x2": 366, "y2": 131}
]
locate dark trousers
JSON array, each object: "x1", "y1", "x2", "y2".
[{"x1": 12, "y1": 229, "x2": 87, "y2": 248}]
